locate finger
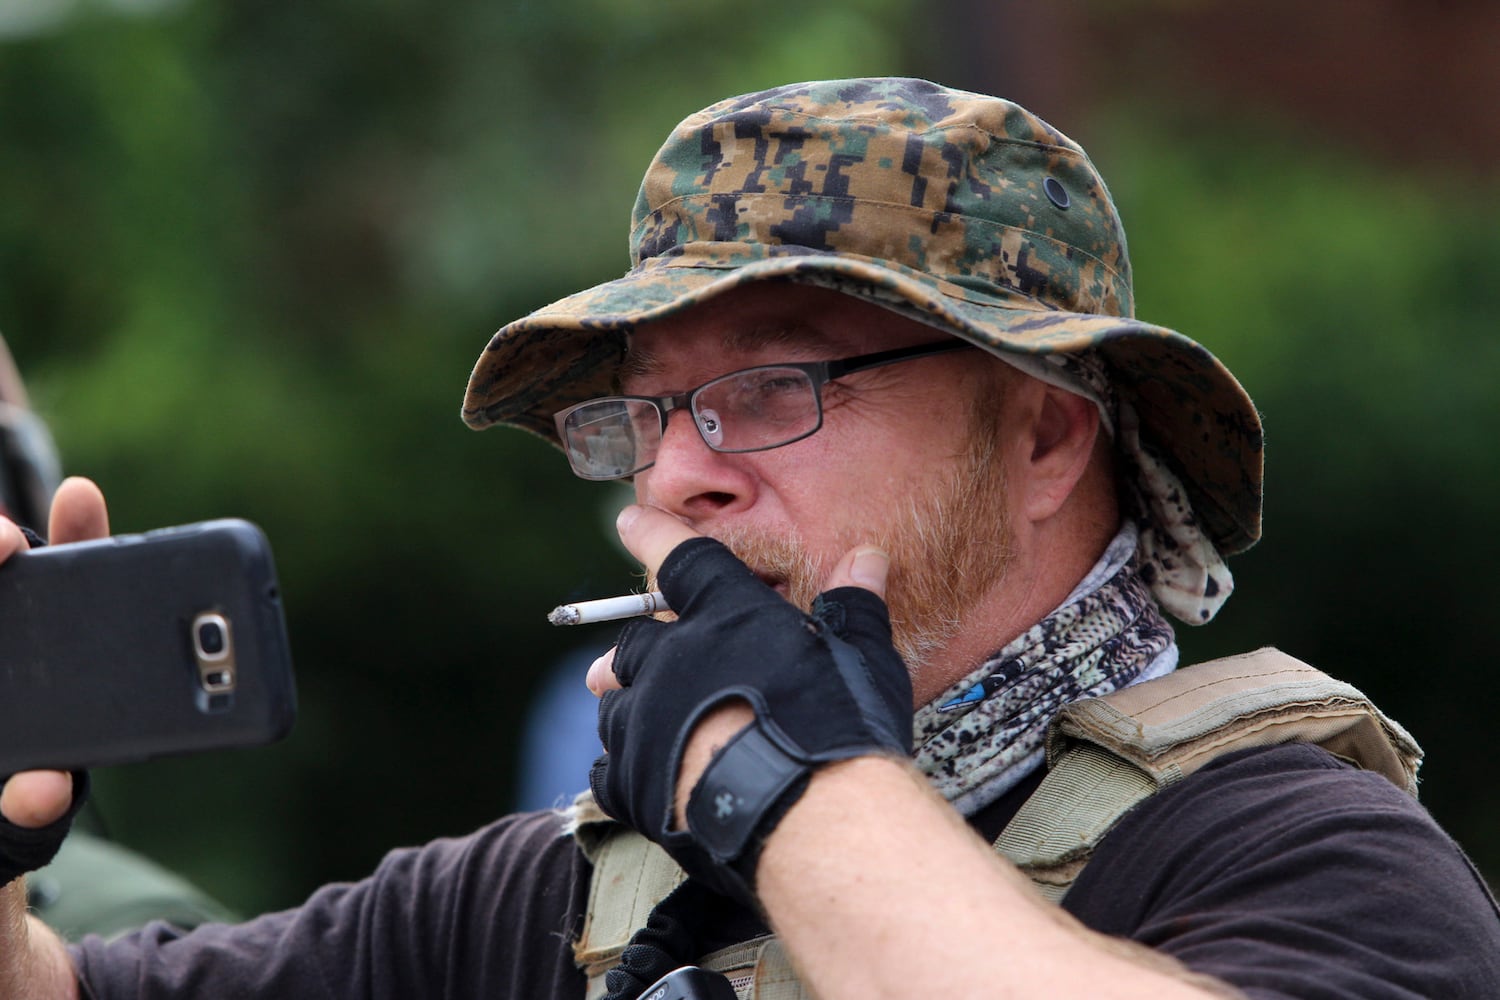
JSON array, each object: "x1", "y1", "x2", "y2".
[
  {"x1": 816, "y1": 586, "x2": 896, "y2": 645},
  {"x1": 814, "y1": 546, "x2": 897, "y2": 649},
  {"x1": 587, "y1": 754, "x2": 616, "y2": 819},
  {"x1": 615, "y1": 505, "x2": 702, "y2": 581},
  {"x1": 0, "y1": 771, "x2": 74, "y2": 829},
  {"x1": 819, "y1": 545, "x2": 890, "y2": 601},
  {"x1": 586, "y1": 647, "x2": 620, "y2": 696},
  {"x1": 48, "y1": 476, "x2": 109, "y2": 545},
  {"x1": 0, "y1": 517, "x2": 30, "y2": 564},
  {"x1": 608, "y1": 617, "x2": 672, "y2": 688},
  {"x1": 595, "y1": 688, "x2": 629, "y2": 755}
]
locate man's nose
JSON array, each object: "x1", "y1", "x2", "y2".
[{"x1": 635, "y1": 409, "x2": 755, "y2": 519}]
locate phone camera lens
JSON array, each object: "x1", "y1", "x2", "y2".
[
  {"x1": 195, "y1": 617, "x2": 228, "y2": 657},
  {"x1": 198, "y1": 621, "x2": 225, "y2": 655}
]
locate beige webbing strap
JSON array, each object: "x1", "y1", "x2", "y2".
[
  {"x1": 996, "y1": 647, "x2": 1423, "y2": 902},
  {"x1": 697, "y1": 937, "x2": 812, "y2": 1000},
  {"x1": 572, "y1": 815, "x2": 812, "y2": 1000},
  {"x1": 574, "y1": 824, "x2": 687, "y2": 999},
  {"x1": 574, "y1": 825, "x2": 809, "y2": 1000},
  {"x1": 994, "y1": 742, "x2": 1160, "y2": 903}
]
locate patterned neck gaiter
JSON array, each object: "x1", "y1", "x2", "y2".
[{"x1": 911, "y1": 522, "x2": 1178, "y2": 817}]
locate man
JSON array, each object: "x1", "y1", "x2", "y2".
[{"x1": 3, "y1": 77, "x2": 1498, "y2": 998}]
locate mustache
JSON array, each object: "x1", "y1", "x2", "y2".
[{"x1": 644, "y1": 528, "x2": 822, "y2": 605}]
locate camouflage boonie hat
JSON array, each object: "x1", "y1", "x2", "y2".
[{"x1": 463, "y1": 77, "x2": 1263, "y2": 555}]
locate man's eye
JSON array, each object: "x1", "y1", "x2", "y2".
[{"x1": 752, "y1": 375, "x2": 804, "y2": 396}]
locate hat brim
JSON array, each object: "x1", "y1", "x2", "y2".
[{"x1": 463, "y1": 245, "x2": 1262, "y2": 555}]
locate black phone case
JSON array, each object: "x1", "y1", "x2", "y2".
[{"x1": 0, "y1": 519, "x2": 297, "y2": 773}]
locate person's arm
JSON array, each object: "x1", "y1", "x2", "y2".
[
  {"x1": 1, "y1": 879, "x2": 78, "y2": 1000},
  {"x1": 752, "y1": 752, "x2": 1241, "y2": 999}
]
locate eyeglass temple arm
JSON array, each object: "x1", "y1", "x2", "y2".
[{"x1": 823, "y1": 339, "x2": 977, "y2": 380}]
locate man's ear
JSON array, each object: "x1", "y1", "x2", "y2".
[{"x1": 1020, "y1": 384, "x2": 1103, "y2": 523}]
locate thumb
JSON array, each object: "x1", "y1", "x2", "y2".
[
  {"x1": 820, "y1": 545, "x2": 890, "y2": 601},
  {"x1": 585, "y1": 647, "x2": 620, "y2": 696},
  {"x1": 48, "y1": 476, "x2": 109, "y2": 545},
  {"x1": 0, "y1": 771, "x2": 75, "y2": 829},
  {"x1": 615, "y1": 504, "x2": 703, "y2": 580}
]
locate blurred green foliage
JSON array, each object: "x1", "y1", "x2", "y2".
[
  {"x1": 0, "y1": 0, "x2": 918, "y2": 912},
  {"x1": 2, "y1": 0, "x2": 1497, "y2": 916}
]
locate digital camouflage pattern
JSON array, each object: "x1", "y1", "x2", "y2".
[{"x1": 463, "y1": 77, "x2": 1263, "y2": 555}]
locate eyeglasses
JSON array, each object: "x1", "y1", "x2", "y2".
[{"x1": 553, "y1": 340, "x2": 975, "y2": 481}]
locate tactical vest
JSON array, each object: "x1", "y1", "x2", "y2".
[{"x1": 571, "y1": 648, "x2": 1423, "y2": 1000}]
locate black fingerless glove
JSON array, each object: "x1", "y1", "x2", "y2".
[
  {"x1": 590, "y1": 537, "x2": 913, "y2": 905},
  {"x1": 0, "y1": 770, "x2": 90, "y2": 886}
]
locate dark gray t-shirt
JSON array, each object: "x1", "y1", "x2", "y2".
[{"x1": 71, "y1": 744, "x2": 1500, "y2": 999}]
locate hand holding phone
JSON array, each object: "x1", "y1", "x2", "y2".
[
  {"x1": 3, "y1": 481, "x2": 110, "y2": 880},
  {"x1": 0, "y1": 516, "x2": 297, "y2": 776}
]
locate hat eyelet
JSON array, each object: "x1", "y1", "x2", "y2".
[{"x1": 1043, "y1": 177, "x2": 1071, "y2": 210}]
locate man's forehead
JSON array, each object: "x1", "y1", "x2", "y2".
[
  {"x1": 622, "y1": 321, "x2": 847, "y2": 378},
  {"x1": 621, "y1": 284, "x2": 946, "y2": 380}
]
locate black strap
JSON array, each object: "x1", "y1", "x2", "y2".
[{"x1": 686, "y1": 722, "x2": 811, "y2": 901}]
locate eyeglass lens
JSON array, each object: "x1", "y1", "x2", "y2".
[{"x1": 558, "y1": 365, "x2": 821, "y2": 480}]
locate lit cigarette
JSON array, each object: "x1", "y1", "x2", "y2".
[{"x1": 547, "y1": 591, "x2": 670, "y2": 626}]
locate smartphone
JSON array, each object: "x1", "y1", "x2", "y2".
[
  {"x1": 634, "y1": 967, "x2": 736, "y2": 1000},
  {"x1": 0, "y1": 518, "x2": 296, "y2": 774}
]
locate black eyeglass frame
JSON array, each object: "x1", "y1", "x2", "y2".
[{"x1": 553, "y1": 339, "x2": 977, "y2": 481}]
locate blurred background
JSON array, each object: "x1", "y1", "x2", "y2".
[{"x1": 2, "y1": 0, "x2": 1497, "y2": 913}]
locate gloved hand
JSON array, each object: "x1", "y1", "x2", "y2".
[
  {"x1": 590, "y1": 537, "x2": 913, "y2": 905},
  {"x1": 0, "y1": 771, "x2": 89, "y2": 886}
]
